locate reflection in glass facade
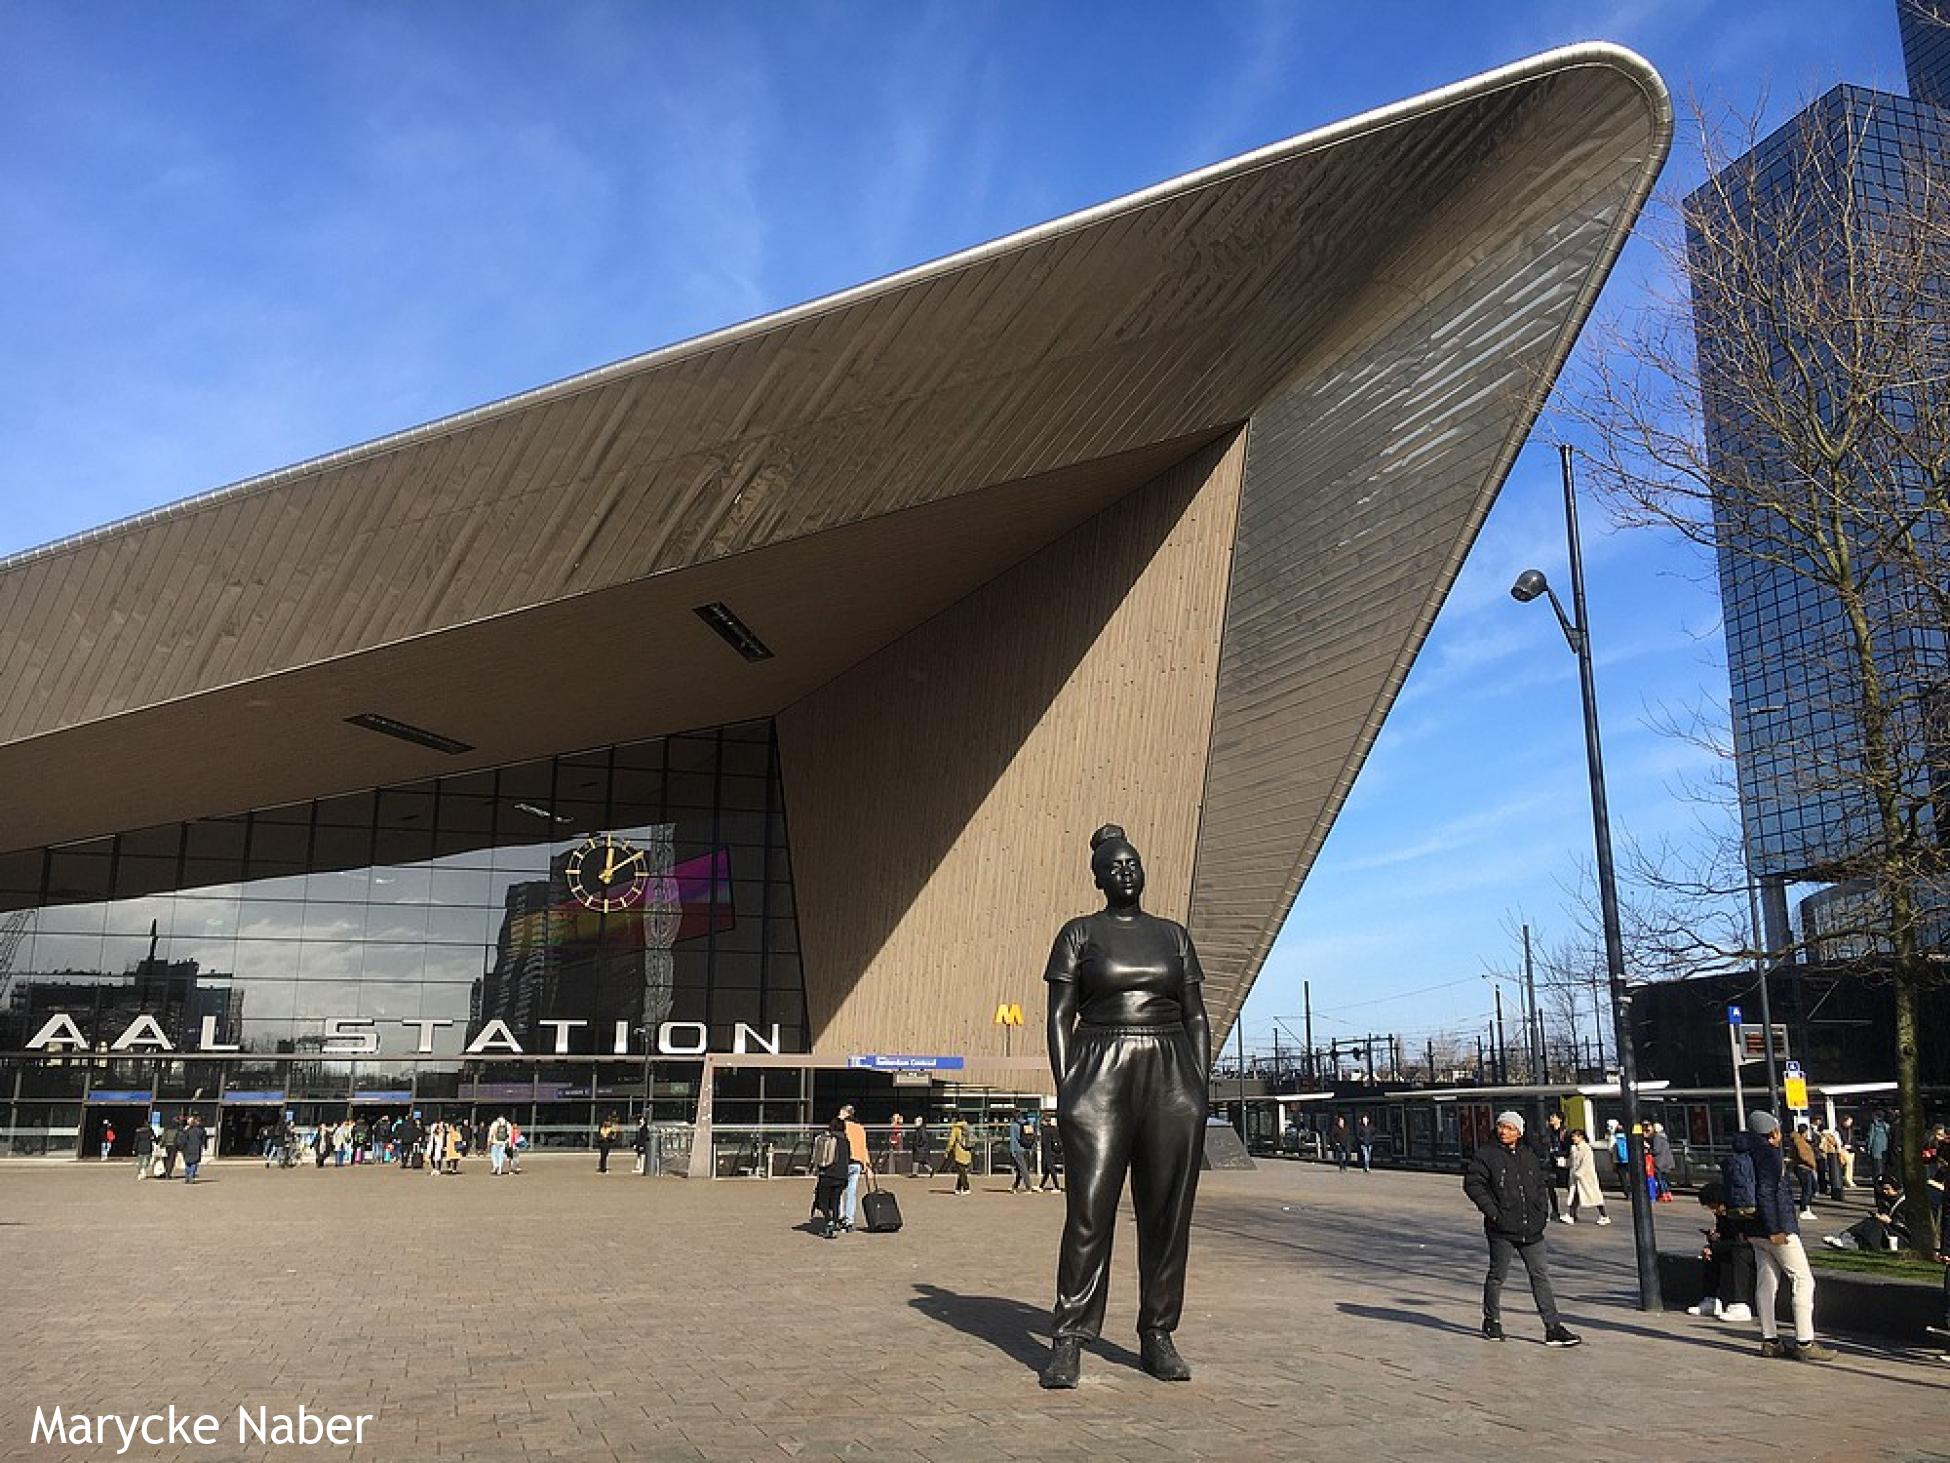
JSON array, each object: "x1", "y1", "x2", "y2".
[{"x1": 0, "y1": 719, "x2": 803, "y2": 1153}]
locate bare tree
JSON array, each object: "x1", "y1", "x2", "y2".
[{"x1": 1559, "y1": 90, "x2": 1950, "y2": 1249}]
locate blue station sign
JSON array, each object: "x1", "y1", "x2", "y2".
[{"x1": 847, "y1": 1054, "x2": 966, "y2": 1072}]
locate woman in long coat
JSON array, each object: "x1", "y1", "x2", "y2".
[
  {"x1": 944, "y1": 1119, "x2": 974, "y2": 1196},
  {"x1": 1565, "y1": 1129, "x2": 1610, "y2": 1225}
]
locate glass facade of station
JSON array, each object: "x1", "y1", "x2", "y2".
[{"x1": 0, "y1": 718, "x2": 808, "y2": 1155}]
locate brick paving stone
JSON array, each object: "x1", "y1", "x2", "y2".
[{"x1": 0, "y1": 1159, "x2": 1944, "y2": 1461}]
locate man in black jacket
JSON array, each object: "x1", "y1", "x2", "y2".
[{"x1": 1464, "y1": 1111, "x2": 1581, "y2": 1346}]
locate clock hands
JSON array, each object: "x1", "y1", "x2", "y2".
[{"x1": 571, "y1": 835, "x2": 649, "y2": 911}]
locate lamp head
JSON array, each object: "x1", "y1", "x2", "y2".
[{"x1": 1510, "y1": 569, "x2": 1549, "y2": 604}]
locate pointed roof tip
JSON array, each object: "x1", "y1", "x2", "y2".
[{"x1": 2, "y1": 41, "x2": 1671, "y2": 578}]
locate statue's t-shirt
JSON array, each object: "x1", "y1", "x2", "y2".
[{"x1": 1042, "y1": 910, "x2": 1203, "y2": 1027}]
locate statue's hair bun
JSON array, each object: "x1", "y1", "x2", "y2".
[{"x1": 1089, "y1": 824, "x2": 1127, "y2": 850}]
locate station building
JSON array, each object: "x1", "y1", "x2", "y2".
[{"x1": 0, "y1": 46, "x2": 1668, "y2": 1158}]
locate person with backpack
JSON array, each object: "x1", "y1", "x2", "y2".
[
  {"x1": 488, "y1": 1114, "x2": 513, "y2": 1176},
  {"x1": 1006, "y1": 1114, "x2": 1034, "y2": 1194},
  {"x1": 1039, "y1": 1115, "x2": 1065, "y2": 1193},
  {"x1": 177, "y1": 1114, "x2": 207, "y2": 1184},
  {"x1": 159, "y1": 1116, "x2": 182, "y2": 1179},
  {"x1": 1734, "y1": 1111, "x2": 1835, "y2": 1362},
  {"x1": 1607, "y1": 1121, "x2": 1631, "y2": 1195},
  {"x1": 809, "y1": 1118, "x2": 851, "y2": 1238}
]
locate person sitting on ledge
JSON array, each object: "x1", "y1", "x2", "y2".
[{"x1": 1687, "y1": 1180, "x2": 1755, "y2": 1321}]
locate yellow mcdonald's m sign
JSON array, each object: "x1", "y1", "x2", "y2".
[{"x1": 993, "y1": 1002, "x2": 1024, "y2": 1027}]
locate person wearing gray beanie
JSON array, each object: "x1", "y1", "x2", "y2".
[
  {"x1": 1735, "y1": 1109, "x2": 1835, "y2": 1362},
  {"x1": 1463, "y1": 1111, "x2": 1581, "y2": 1348}
]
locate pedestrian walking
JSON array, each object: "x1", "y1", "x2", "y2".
[
  {"x1": 133, "y1": 1122, "x2": 154, "y2": 1181},
  {"x1": 886, "y1": 1113, "x2": 906, "y2": 1175},
  {"x1": 489, "y1": 1114, "x2": 512, "y2": 1175},
  {"x1": 632, "y1": 1116, "x2": 650, "y2": 1174},
  {"x1": 1562, "y1": 1129, "x2": 1610, "y2": 1225},
  {"x1": 1837, "y1": 1115, "x2": 1858, "y2": 1189},
  {"x1": 1789, "y1": 1121, "x2": 1820, "y2": 1218},
  {"x1": 945, "y1": 1118, "x2": 973, "y2": 1196},
  {"x1": 507, "y1": 1121, "x2": 524, "y2": 1174},
  {"x1": 1007, "y1": 1113, "x2": 1034, "y2": 1193},
  {"x1": 1730, "y1": 1111, "x2": 1836, "y2": 1361},
  {"x1": 839, "y1": 1105, "x2": 873, "y2": 1227},
  {"x1": 1868, "y1": 1111, "x2": 1891, "y2": 1183},
  {"x1": 1039, "y1": 1115, "x2": 1065, "y2": 1192},
  {"x1": 809, "y1": 1117, "x2": 851, "y2": 1239},
  {"x1": 1529, "y1": 1112, "x2": 1567, "y2": 1222},
  {"x1": 596, "y1": 1114, "x2": 619, "y2": 1174},
  {"x1": 99, "y1": 1122, "x2": 116, "y2": 1161},
  {"x1": 1818, "y1": 1122, "x2": 1845, "y2": 1200},
  {"x1": 1463, "y1": 1110, "x2": 1581, "y2": 1347},
  {"x1": 1608, "y1": 1120, "x2": 1631, "y2": 1195},
  {"x1": 1356, "y1": 1114, "x2": 1376, "y2": 1174},
  {"x1": 159, "y1": 1117, "x2": 181, "y2": 1179},
  {"x1": 1331, "y1": 1115, "x2": 1351, "y2": 1172},
  {"x1": 910, "y1": 1116, "x2": 934, "y2": 1179},
  {"x1": 399, "y1": 1115, "x2": 422, "y2": 1171},
  {"x1": 1651, "y1": 1123, "x2": 1676, "y2": 1202},
  {"x1": 177, "y1": 1115, "x2": 207, "y2": 1184}
]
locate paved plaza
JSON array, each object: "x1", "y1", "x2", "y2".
[{"x1": 2, "y1": 1157, "x2": 1946, "y2": 1462}]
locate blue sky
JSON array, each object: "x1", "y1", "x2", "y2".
[{"x1": 0, "y1": 3, "x2": 1920, "y2": 1054}]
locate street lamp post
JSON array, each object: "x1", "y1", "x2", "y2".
[
  {"x1": 1733, "y1": 702, "x2": 1789, "y2": 1121},
  {"x1": 1510, "y1": 443, "x2": 1661, "y2": 1312}
]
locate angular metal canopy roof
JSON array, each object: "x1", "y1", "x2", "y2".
[{"x1": 0, "y1": 45, "x2": 1669, "y2": 1038}]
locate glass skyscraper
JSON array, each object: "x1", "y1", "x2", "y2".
[{"x1": 1689, "y1": 2, "x2": 1950, "y2": 935}]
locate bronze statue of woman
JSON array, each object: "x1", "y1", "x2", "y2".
[{"x1": 1039, "y1": 823, "x2": 1211, "y2": 1389}]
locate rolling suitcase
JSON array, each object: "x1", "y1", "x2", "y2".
[{"x1": 861, "y1": 1177, "x2": 903, "y2": 1233}]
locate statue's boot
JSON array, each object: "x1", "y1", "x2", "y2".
[
  {"x1": 1039, "y1": 1337, "x2": 1082, "y2": 1389},
  {"x1": 1140, "y1": 1330, "x2": 1192, "y2": 1381}
]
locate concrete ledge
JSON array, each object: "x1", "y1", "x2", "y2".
[{"x1": 1658, "y1": 1252, "x2": 1942, "y2": 1344}]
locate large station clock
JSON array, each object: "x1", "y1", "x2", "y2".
[{"x1": 565, "y1": 834, "x2": 651, "y2": 912}]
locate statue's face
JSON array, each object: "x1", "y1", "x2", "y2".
[{"x1": 1093, "y1": 843, "x2": 1144, "y2": 902}]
